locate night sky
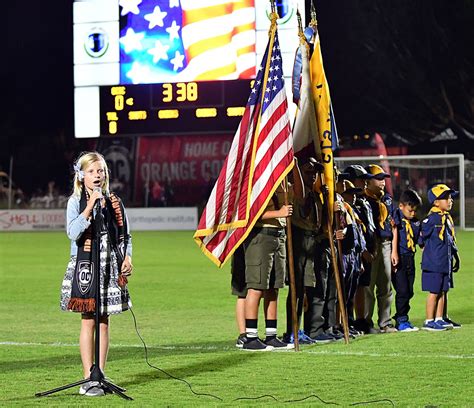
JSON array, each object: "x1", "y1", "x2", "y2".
[{"x1": 2, "y1": 1, "x2": 473, "y2": 194}]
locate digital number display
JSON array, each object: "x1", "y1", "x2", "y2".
[{"x1": 99, "y1": 79, "x2": 252, "y2": 136}]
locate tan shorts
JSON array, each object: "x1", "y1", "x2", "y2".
[{"x1": 244, "y1": 228, "x2": 286, "y2": 290}]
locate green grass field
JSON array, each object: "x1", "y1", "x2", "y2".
[{"x1": 0, "y1": 230, "x2": 473, "y2": 407}]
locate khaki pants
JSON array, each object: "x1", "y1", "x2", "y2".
[{"x1": 364, "y1": 240, "x2": 393, "y2": 328}]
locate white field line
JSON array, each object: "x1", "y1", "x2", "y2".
[{"x1": 1, "y1": 341, "x2": 473, "y2": 359}]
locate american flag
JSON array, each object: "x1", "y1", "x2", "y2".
[
  {"x1": 194, "y1": 26, "x2": 294, "y2": 267},
  {"x1": 118, "y1": 0, "x2": 256, "y2": 84}
]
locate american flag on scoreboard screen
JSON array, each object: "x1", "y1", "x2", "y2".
[
  {"x1": 118, "y1": 0, "x2": 256, "y2": 84},
  {"x1": 194, "y1": 28, "x2": 294, "y2": 267}
]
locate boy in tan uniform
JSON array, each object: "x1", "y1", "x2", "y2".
[
  {"x1": 243, "y1": 182, "x2": 294, "y2": 351},
  {"x1": 283, "y1": 157, "x2": 324, "y2": 344}
]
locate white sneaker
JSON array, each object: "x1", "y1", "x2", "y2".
[{"x1": 79, "y1": 381, "x2": 105, "y2": 397}]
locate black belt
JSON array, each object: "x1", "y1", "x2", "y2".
[
  {"x1": 293, "y1": 225, "x2": 318, "y2": 237},
  {"x1": 254, "y1": 227, "x2": 286, "y2": 237}
]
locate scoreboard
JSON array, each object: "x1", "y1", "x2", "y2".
[
  {"x1": 100, "y1": 79, "x2": 252, "y2": 136},
  {"x1": 73, "y1": 0, "x2": 304, "y2": 138}
]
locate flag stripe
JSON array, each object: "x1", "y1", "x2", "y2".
[
  {"x1": 204, "y1": 104, "x2": 256, "y2": 230},
  {"x1": 187, "y1": 33, "x2": 232, "y2": 60},
  {"x1": 181, "y1": 1, "x2": 255, "y2": 80},
  {"x1": 196, "y1": 64, "x2": 236, "y2": 81},
  {"x1": 181, "y1": 7, "x2": 254, "y2": 48},
  {"x1": 183, "y1": 4, "x2": 230, "y2": 25},
  {"x1": 224, "y1": 112, "x2": 254, "y2": 224},
  {"x1": 181, "y1": 0, "x2": 230, "y2": 11}
]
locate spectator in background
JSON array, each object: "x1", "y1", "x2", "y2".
[
  {"x1": 151, "y1": 180, "x2": 165, "y2": 207},
  {"x1": 163, "y1": 178, "x2": 174, "y2": 207}
]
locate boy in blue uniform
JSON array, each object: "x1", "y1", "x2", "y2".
[
  {"x1": 391, "y1": 189, "x2": 422, "y2": 332},
  {"x1": 419, "y1": 184, "x2": 460, "y2": 331},
  {"x1": 343, "y1": 165, "x2": 377, "y2": 334},
  {"x1": 338, "y1": 179, "x2": 366, "y2": 336}
]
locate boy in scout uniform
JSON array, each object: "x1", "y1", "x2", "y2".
[
  {"x1": 391, "y1": 189, "x2": 422, "y2": 332},
  {"x1": 343, "y1": 165, "x2": 376, "y2": 334},
  {"x1": 363, "y1": 164, "x2": 396, "y2": 333},
  {"x1": 283, "y1": 157, "x2": 324, "y2": 344},
  {"x1": 303, "y1": 168, "x2": 352, "y2": 343},
  {"x1": 242, "y1": 168, "x2": 301, "y2": 351},
  {"x1": 419, "y1": 184, "x2": 460, "y2": 331},
  {"x1": 337, "y1": 179, "x2": 366, "y2": 335}
]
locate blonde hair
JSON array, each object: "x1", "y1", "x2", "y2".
[{"x1": 72, "y1": 151, "x2": 110, "y2": 197}]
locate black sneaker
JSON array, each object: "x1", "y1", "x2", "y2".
[
  {"x1": 349, "y1": 326, "x2": 363, "y2": 337},
  {"x1": 311, "y1": 332, "x2": 335, "y2": 344},
  {"x1": 264, "y1": 336, "x2": 294, "y2": 350},
  {"x1": 282, "y1": 332, "x2": 292, "y2": 344},
  {"x1": 242, "y1": 337, "x2": 273, "y2": 351},
  {"x1": 353, "y1": 318, "x2": 371, "y2": 334},
  {"x1": 327, "y1": 329, "x2": 346, "y2": 340},
  {"x1": 235, "y1": 334, "x2": 248, "y2": 348},
  {"x1": 443, "y1": 317, "x2": 462, "y2": 329}
]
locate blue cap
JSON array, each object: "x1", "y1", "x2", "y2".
[{"x1": 427, "y1": 184, "x2": 459, "y2": 204}]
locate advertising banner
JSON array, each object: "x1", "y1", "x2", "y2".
[
  {"x1": 135, "y1": 134, "x2": 232, "y2": 207},
  {"x1": 0, "y1": 208, "x2": 197, "y2": 232},
  {"x1": 127, "y1": 207, "x2": 197, "y2": 231},
  {"x1": 0, "y1": 209, "x2": 66, "y2": 231}
]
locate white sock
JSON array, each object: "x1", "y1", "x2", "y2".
[{"x1": 246, "y1": 328, "x2": 258, "y2": 339}]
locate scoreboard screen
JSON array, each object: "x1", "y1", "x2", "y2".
[
  {"x1": 100, "y1": 79, "x2": 252, "y2": 136},
  {"x1": 73, "y1": 0, "x2": 304, "y2": 138}
]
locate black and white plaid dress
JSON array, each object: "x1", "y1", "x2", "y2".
[{"x1": 60, "y1": 232, "x2": 132, "y2": 315}]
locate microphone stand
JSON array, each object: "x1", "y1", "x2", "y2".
[{"x1": 36, "y1": 198, "x2": 132, "y2": 400}]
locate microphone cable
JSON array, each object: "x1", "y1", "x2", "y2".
[
  {"x1": 126, "y1": 296, "x2": 223, "y2": 401},
  {"x1": 118, "y1": 271, "x2": 394, "y2": 405},
  {"x1": 127, "y1": 301, "x2": 394, "y2": 406}
]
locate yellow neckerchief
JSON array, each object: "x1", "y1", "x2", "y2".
[
  {"x1": 401, "y1": 218, "x2": 415, "y2": 252},
  {"x1": 429, "y1": 206, "x2": 456, "y2": 242},
  {"x1": 364, "y1": 188, "x2": 388, "y2": 229},
  {"x1": 345, "y1": 202, "x2": 366, "y2": 233}
]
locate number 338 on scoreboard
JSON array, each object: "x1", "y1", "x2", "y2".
[{"x1": 162, "y1": 82, "x2": 198, "y2": 103}]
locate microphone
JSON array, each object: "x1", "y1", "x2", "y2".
[{"x1": 93, "y1": 187, "x2": 102, "y2": 212}]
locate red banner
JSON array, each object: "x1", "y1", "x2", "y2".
[{"x1": 135, "y1": 134, "x2": 233, "y2": 206}]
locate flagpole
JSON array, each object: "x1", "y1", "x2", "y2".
[
  {"x1": 283, "y1": 177, "x2": 300, "y2": 351},
  {"x1": 267, "y1": 0, "x2": 299, "y2": 352},
  {"x1": 334, "y1": 205, "x2": 350, "y2": 339},
  {"x1": 245, "y1": 2, "x2": 279, "y2": 222},
  {"x1": 320, "y1": 174, "x2": 350, "y2": 344}
]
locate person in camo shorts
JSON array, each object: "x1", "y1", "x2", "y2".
[{"x1": 242, "y1": 161, "x2": 303, "y2": 351}]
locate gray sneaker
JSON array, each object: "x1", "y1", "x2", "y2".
[
  {"x1": 380, "y1": 324, "x2": 398, "y2": 333},
  {"x1": 367, "y1": 326, "x2": 380, "y2": 334},
  {"x1": 79, "y1": 381, "x2": 105, "y2": 397}
]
